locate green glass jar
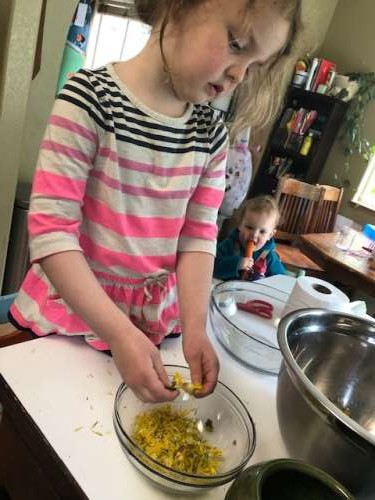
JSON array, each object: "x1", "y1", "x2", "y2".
[{"x1": 225, "y1": 459, "x2": 354, "y2": 500}]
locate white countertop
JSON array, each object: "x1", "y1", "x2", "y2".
[{"x1": 0, "y1": 276, "x2": 294, "y2": 499}]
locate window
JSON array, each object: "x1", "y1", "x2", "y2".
[
  {"x1": 84, "y1": 6, "x2": 150, "y2": 70},
  {"x1": 352, "y1": 156, "x2": 375, "y2": 211}
]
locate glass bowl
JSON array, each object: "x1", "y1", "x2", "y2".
[
  {"x1": 209, "y1": 281, "x2": 288, "y2": 375},
  {"x1": 113, "y1": 365, "x2": 256, "y2": 493}
]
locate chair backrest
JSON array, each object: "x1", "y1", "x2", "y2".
[
  {"x1": 313, "y1": 184, "x2": 344, "y2": 233},
  {"x1": 274, "y1": 177, "x2": 324, "y2": 242}
]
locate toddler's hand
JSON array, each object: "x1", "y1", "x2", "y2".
[
  {"x1": 109, "y1": 327, "x2": 178, "y2": 403},
  {"x1": 183, "y1": 332, "x2": 219, "y2": 398},
  {"x1": 240, "y1": 257, "x2": 254, "y2": 271}
]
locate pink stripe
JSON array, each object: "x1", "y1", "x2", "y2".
[
  {"x1": 29, "y1": 213, "x2": 80, "y2": 237},
  {"x1": 93, "y1": 270, "x2": 150, "y2": 284},
  {"x1": 10, "y1": 304, "x2": 46, "y2": 337},
  {"x1": 204, "y1": 168, "x2": 225, "y2": 179},
  {"x1": 203, "y1": 150, "x2": 227, "y2": 179},
  {"x1": 20, "y1": 269, "x2": 48, "y2": 301},
  {"x1": 181, "y1": 219, "x2": 218, "y2": 240},
  {"x1": 49, "y1": 115, "x2": 97, "y2": 143},
  {"x1": 102, "y1": 275, "x2": 177, "y2": 307},
  {"x1": 90, "y1": 170, "x2": 192, "y2": 200},
  {"x1": 41, "y1": 139, "x2": 93, "y2": 165},
  {"x1": 190, "y1": 185, "x2": 225, "y2": 208},
  {"x1": 33, "y1": 170, "x2": 86, "y2": 201},
  {"x1": 211, "y1": 149, "x2": 227, "y2": 164},
  {"x1": 86, "y1": 339, "x2": 110, "y2": 350},
  {"x1": 12, "y1": 270, "x2": 179, "y2": 345},
  {"x1": 80, "y1": 234, "x2": 176, "y2": 272},
  {"x1": 83, "y1": 196, "x2": 183, "y2": 238},
  {"x1": 19, "y1": 269, "x2": 90, "y2": 334},
  {"x1": 98, "y1": 147, "x2": 204, "y2": 177}
]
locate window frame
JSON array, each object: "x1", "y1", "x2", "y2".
[
  {"x1": 352, "y1": 155, "x2": 375, "y2": 212},
  {"x1": 84, "y1": 4, "x2": 150, "y2": 71}
]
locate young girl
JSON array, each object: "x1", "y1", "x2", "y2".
[
  {"x1": 10, "y1": 0, "x2": 301, "y2": 402},
  {"x1": 214, "y1": 196, "x2": 287, "y2": 280}
]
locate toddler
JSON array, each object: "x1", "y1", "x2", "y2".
[
  {"x1": 10, "y1": 0, "x2": 301, "y2": 402},
  {"x1": 214, "y1": 196, "x2": 287, "y2": 280}
]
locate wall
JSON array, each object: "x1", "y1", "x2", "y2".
[
  {"x1": 318, "y1": 0, "x2": 375, "y2": 225},
  {"x1": 19, "y1": 0, "x2": 79, "y2": 181},
  {"x1": 251, "y1": 0, "x2": 339, "y2": 177},
  {"x1": 0, "y1": 0, "x2": 43, "y2": 288},
  {"x1": 0, "y1": 0, "x2": 78, "y2": 287},
  {"x1": 301, "y1": 0, "x2": 339, "y2": 53},
  {"x1": 0, "y1": 0, "x2": 13, "y2": 113}
]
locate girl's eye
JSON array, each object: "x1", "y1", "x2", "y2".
[{"x1": 228, "y1": 31, "x2": 242, "y2": 53}]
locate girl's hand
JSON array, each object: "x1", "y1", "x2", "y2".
[
  {"x1": 240, "y1": 257, "x2": 254, "y2": 271},
  {"x1": 182, "y1": 332, "x2": 219, "y2": 398},
  {"x1": 109, "y1": 327, "x2": 178, "y2": 403}
]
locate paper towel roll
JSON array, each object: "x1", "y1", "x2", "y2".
[{"x1": 282, "y1": 276, "x2": 349, "y2": 318}]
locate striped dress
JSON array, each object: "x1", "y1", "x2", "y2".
[{"x1": 11, "y1": 64, "x2": 228, "y2": 349}]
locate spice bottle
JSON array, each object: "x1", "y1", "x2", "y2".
[{"x1": 300, "y1": 132, "x2": 313, "y2": 156}]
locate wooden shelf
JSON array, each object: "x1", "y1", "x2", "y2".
[
  {"x1": 249, "y1": 87, "x2": 349, "y2": 198},
  {"x1": 270, "y1": 145, "x2": 311, "y2": 162}
]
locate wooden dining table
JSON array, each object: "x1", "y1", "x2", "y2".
[{"x1": 300, "y1": 232, "x2": 375, "y2": 296}]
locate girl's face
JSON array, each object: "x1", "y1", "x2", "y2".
[
  {"x1": 238, "y1": 209, "x2": 277, "y2": 251},
  {"x1": 163, "y1": 0, "x2": 291, "y2": 104}
]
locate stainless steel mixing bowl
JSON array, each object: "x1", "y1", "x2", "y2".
[{"x1": 276, "y1": 309, "x2": 375, "y2": 497}]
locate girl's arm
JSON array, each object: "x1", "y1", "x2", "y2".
[
  {"x1": 176, "y1": 251, "x2": 219, "y2": 397},
  {"x1": 40, "y1": 251, "x2": 177, "y2": 403}
]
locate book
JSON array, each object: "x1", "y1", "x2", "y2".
[
  {"x1": 305, "y1": 58, "x2": 319, "y2": 91},
  {"x1": 312, "y1": 59, "x2": 336, "y2": 92}
]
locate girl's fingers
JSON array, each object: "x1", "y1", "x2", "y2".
[
  {"x1": 132, "y1": 379, "x2": 178, "y2": 403},
  {"x1": 199, "y1": 350, "x2": 220, "y2": 397},
  {"x1": 188, "y1": 353, "x2": 203, "y2": 388},
  {"x1": 151, "y1": 351, "x2": 170, "y2": 387},
  {"x1": 151, "y1": 353, "x2": 179, "y2": 400}
]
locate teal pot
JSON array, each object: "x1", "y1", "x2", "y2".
[{"x1": 225, "y1": 459, "x2": 354, "y2": 500}]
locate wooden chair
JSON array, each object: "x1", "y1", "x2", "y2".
[
  {"x1": 274, "y1": 177, "x2": 325, "y2": 274},
  {"x1": 313, "y1": 184, "x2": 344, "y2": 233},
  {"x1": 275, "y1": 177, "x2": 324, "y2": 242}
]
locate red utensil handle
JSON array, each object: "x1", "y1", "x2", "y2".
[{"x1": 240, "y1": 241, "x2": 255, "y2": 280}]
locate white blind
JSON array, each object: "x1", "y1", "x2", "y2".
[{"x1": 97, "y1": 0, "x2": 137, "y2": 17}]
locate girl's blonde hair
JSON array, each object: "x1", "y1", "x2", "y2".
[
  {"x1": 134, "y1": 0, "x2": 303, "y2": 137},
  {"x1": 237, "y1": 195, "x2": 281, "y2": 226}
]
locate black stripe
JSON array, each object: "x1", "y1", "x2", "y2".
[
  {"x1": 84, "y1": 69, "x2": 222, "y2": 129},
  {"x1": 65, "y1": 83, "x2": 216, "y2": 141},
  {"x1": 210, "y1": 123, "x2": 226, "y2": 142},
  {"x1": 72, "y1": 70, "x2": 224, "y2": 132},
  {"x1": 58, "y1": 94, "x2": 226, "y2": 154},
  {"x1": 59, "y1": 68, "x2": 227, "y2": 155},
  {"x1": 62, "y1": 83, "x2": 108, "y2": 120},
  {"x1": 57, "y1": 94, "x2": 113, "y2": 132},
  {"x1": 119, "y1": 113, "x2": 201, "y2": 135},
  {"x1": 111, "y1": 121, "x2": 211, "y2": 146},
  {"x1": 114, "y1": 132, "x2": 212, "y2": 154},
  {"x1": 58, "y1": 93, "x2": 216, "y2": 150},
  {"x1": 210, "y1": 130, "x2": 228, "y2": 155},
  {"x1": 110, "y1": 108, "x2": 213, "y2": 132}
]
